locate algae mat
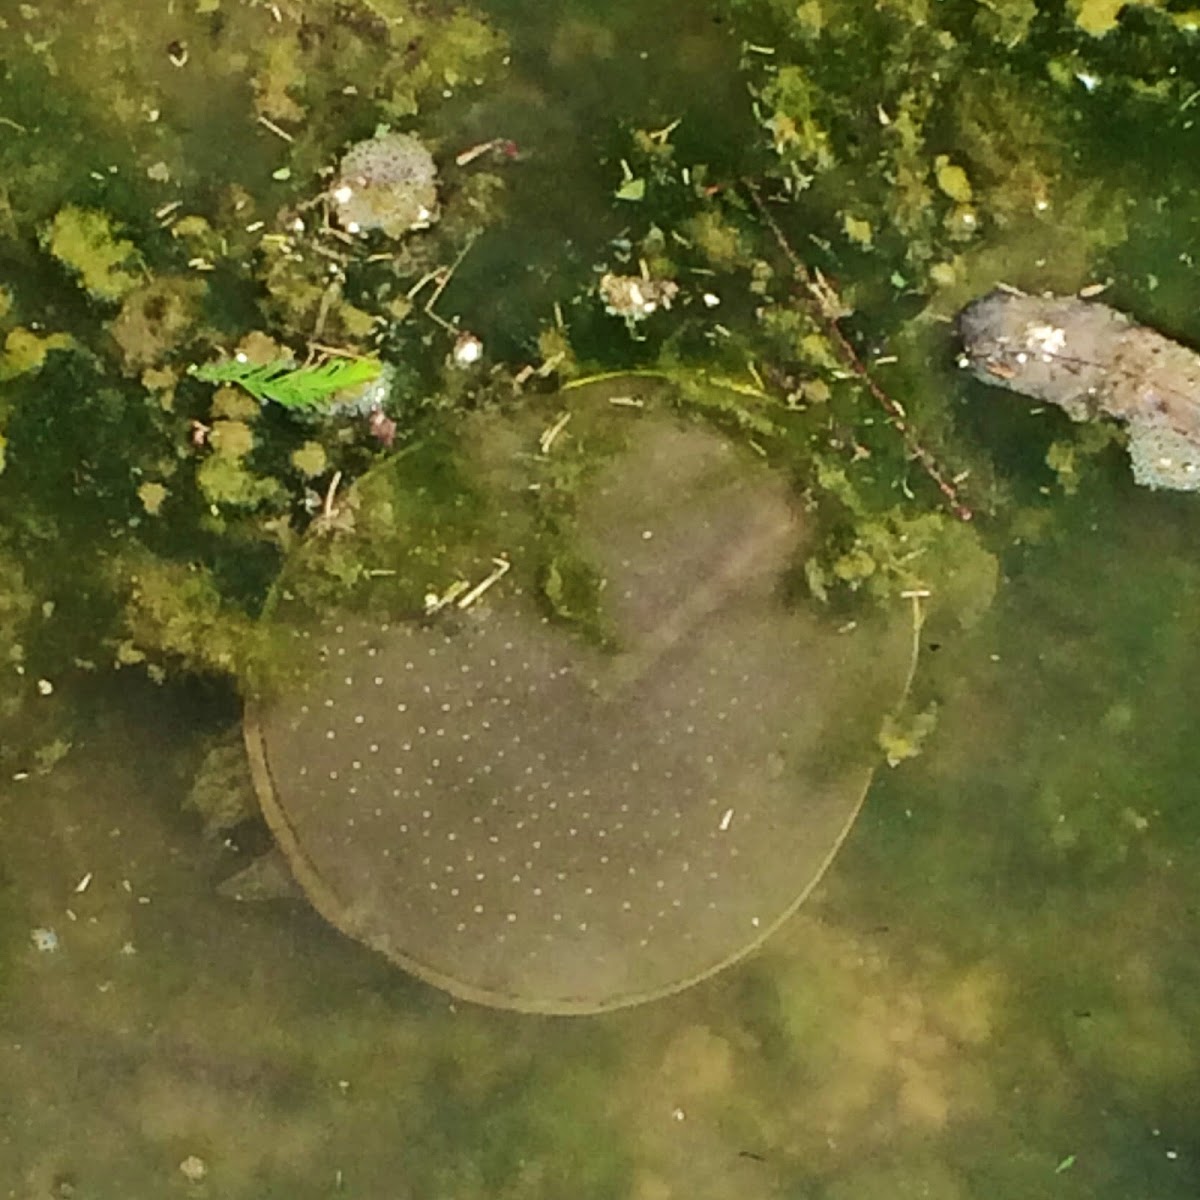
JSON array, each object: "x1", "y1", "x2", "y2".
[{"x1": 245, "y1": 388, "x2": 915, "y2": 1013}]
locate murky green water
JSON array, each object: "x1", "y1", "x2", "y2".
[{"x1": 2, "y1": 0, "x2": 1198, "y2": 1195}]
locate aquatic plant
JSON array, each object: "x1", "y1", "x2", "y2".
[
  {"x1": 0, "y1": 327, "x2": 74, "y2": 381},
  {"x1": 41, "y1": 205, "x2": 142, "y2": 302},
  {"x1": 190, "y1": 355, "x2": 383, "y2": 411}
]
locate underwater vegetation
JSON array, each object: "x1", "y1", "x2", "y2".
[
  {"x1": 0, "y1": 0, "x2": 1195, "y2": 770},
  {"x1": 0, "y1": 0, "x2": 1197, "y2": 753},
  {"x1": 191, "y1": 356, "x2": 385, "y2": 412},
  {"x1": 0, "y1": 1, "x2": 1199, "y2": 1198}
]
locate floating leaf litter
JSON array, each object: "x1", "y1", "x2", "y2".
[{"x1": 244, "y1": 392, "x2": 915, "y2": 1013}]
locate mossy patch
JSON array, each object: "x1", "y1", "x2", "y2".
[
  {"x1": 290, "y1": 441, "x2": 328, "y2": 478},
  {"x1": 137, "y1": 480, "x2": 168, "y2": 515},
  {"x1": 41, "y1": 205, "x2": 142, "y2": 302},
  {"x1": 114, "y1": 553, "x2": 260, "y2": 678},
  {"x1": 109, "y1": 277, "x2": 207, "y2": 371},
  {"x1": 0, "y1": 327, "x2": 74, "y2": 381}
]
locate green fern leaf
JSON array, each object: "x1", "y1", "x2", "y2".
[{"x1": 190, "y1": 355, "x2": 383, "y2": 411}]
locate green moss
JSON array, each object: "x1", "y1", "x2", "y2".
[
  {"x1": 197, "y1": 418, "x2": 286, "y2": 511},
  {"x1": 197, "y1": 454, "x2": 286, "y2": 510},
  {"x1": 758, "y1": 66, "x2": 835, "y2": 171},
  {"x1": 842, "y1": 212, "x2": 874, "y2": 247},
  {"x1": 253, "y1": 34, "x2": 308, "y2": 123},
  {"x1": 934, "y1": 155, "x2": 973, "y2": 203},
  {"x1": 806, "y1": 465, "x2": 998, "y2": 627},
  {"x1": 682, "y1": 210, "x2": 750, "y2": 270},
  {"x1": 536, "y1": 324, "x2": 579, "y2": 379},
  {"x1": 973, "y1": 0, "x2": 1039, "y2": 41},
  {"x1": 261, "y1": 244, "x2": 329, "y2": 332},
  {"x1": 290, "y1": 441, "x2": 328, "y2": 478},
  {"x1": 185, "y1": 730, "x2": 258, "y2": 837},
  {"x1": 1071, "y1": 0, "x2": 1132, "y2": 35},
  {"x1": 0, "y1": 545, "x2": 36, "y2": 641},
  {"x1": 878, "y1": 701, "x2": 939, "y2": 767},
  {"x1": 169, "y1": 214, "x2": 222, "y2": 256},
  {"x1": 540, "y1": 551, "x2": 609, "y2": 642},
  {"x1": 0, "y1": 327, "x2": 74, "y2": 381},
  {"x1": 116, "y1": 554, "x2": 259, "y2": 677},
  {"x1": 208, "y1": 418, "x2": 255, "y2": 461},
  {"x1": 410, "y1": 10, "x2": 507, "y2": 93},
  {"x1": 378, "y1": 8, "x2": 508, "y2": 115},
  {"x1": 31, "y1": 737, "x2": 72, "y2": 776},
  {"x1": 756, "y1": 305, "x2": 841, "y2": 372},
  {"x1": 1047, "y1": 423, "x2": 1123, "y2": 494},
  {"x1": 137, "y1": 480, "x2": 168, "y2": 515},
  {"x1": 109, "y1": 277, "x2": 206, "y2": 370},
  {"x1": 211, "y1": 386, "x2": 262, "y2": 423},
  {"x1": 41, "y1": 205, "x2": 142, "y2": 302}
]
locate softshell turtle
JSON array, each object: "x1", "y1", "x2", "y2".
[{"x1": 240, "y1": 379, "x2": 916, "y2": 1013}]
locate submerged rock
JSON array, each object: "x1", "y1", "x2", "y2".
[{"x1": 958, "y1": 288, "x2": 1200, "y2": 491}]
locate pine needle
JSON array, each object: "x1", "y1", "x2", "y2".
[{"x1": 190, "y1": 355, "x2": 383, "y2": 411}]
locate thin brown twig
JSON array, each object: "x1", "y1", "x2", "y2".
[{"x1": 743, "y1": 180, "x2": 973, "y2": 522}]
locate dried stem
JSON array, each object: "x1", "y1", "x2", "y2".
[{"x1": 743, "y1": 181, "x2": 973, "y2": 521}]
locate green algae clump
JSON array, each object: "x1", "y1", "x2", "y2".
[
  {"x1": 805, "y1": 465, "x2": 998, "y2": 629},
  {"x1": 1071, "y1": 0, "x2": 1130, "y2": 35},
  {"x1": 682, "y1": 210, "x2": 751, "y2": 271},
  {"x1": 291, "y1": 441, "x2": 329, "y2": 479},
  {"x1": 0, "y1": 327, "x2": 74, "y2": 381},
  {"x1": 186, "y1": 729, "x2": 258, "y2": 837},
  {"x1": 42, "y1": 205, "x2": 142, "y2": 302},
  {"x1": 137, "y1": 480, "x2": 168, "y2": 515},
  {"x1": 196, "y1": 419, "x2": 286, "y2": 511},
  {"x1": 109, "y1": 277, "x2": 206, "y2": 371},
  {"x1": 115, "y1": 554, "x2": 260, "y2": 677},
  {"x1": 933, "y1": 155, "x2": 973, "y2": 204},
  {"x1": 878, "y1": 701, "x2": 939, "y2": 767}
]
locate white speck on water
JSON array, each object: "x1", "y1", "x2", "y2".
[
  {"x1": 179, "y1": 1155, "x2": 207, "y2": 1183},
  {"x1": 30, "y1": 927, "x2": 59, "y2": 952}
]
